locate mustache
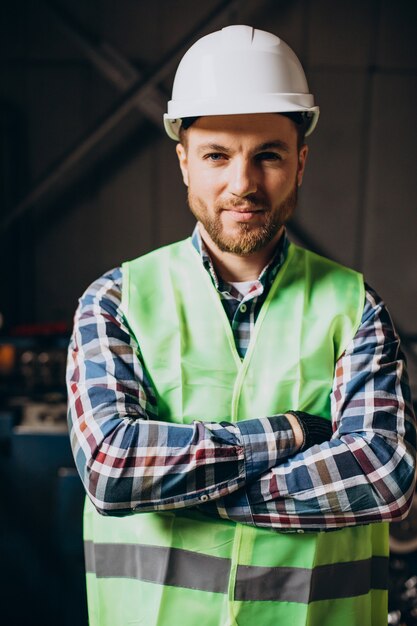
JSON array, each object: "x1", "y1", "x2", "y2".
[{"x1": 216, "y1": 195, "x2": 269, "y2": 212}]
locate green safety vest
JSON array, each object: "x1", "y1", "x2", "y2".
[{"x1": 84, "y1": 239, "x2": 389, "y2": 626}]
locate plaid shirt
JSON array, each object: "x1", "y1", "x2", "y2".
[{"x1": 67, "y1": 228, "x2": 416, "y2": 530}]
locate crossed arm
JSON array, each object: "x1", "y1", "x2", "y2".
[{"x1": 67, "y1": 268, "x2": 416, "y2": 529}]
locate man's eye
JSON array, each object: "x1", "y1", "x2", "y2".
[
  {"x1": 256, "y1": 152, "x2": 282, "y2": 161},
  {"x1": 205, "y1": 153, "x2": 226, "y2": 161}
]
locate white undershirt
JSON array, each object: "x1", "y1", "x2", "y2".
[{"x1": 229, "y1": 280, "x2": 258, "y2": 298}]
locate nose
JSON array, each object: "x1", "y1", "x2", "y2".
[{"x1": 227, "y1": 157, "x2": 258, "y2": 198}]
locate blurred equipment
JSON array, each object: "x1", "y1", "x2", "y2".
[
  {"x1": 389, "y1": 555, "x2": 417, "y2": 626},
  {"x1": 391, "y1": 493, "x2": 417, "y2": 555},
  {"x1": 0, "y1": 322, "x2": 87, "y2": 626},
  {"x1": 388, "y1": 445, "x2": 417, "y2": 625}
]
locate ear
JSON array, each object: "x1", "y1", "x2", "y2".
[
  {"x1": 176, "y1": 143, "x2": 189, "y2": 187},
  {"x1": 297, "y1": 144, "x2": 308, "y2": 187}
]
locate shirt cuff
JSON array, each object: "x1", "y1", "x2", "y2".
[{"x1": 236, "y1": 414, "x2": 298, "y2": 483}]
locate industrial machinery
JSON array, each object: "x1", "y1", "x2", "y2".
[{"x1": 0, "y1": 323, "x2": 87, "y2": 626}]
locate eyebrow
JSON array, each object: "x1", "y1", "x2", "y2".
[
  {"x1": 196, "y1": 140, "x2": 291, "y2": 156},
  {"x1": 256, "y1": 141, "x2": 291, "y2": 153},
  {"x1": 196, "y1": 143, "x2": 229, "y2": 156}
]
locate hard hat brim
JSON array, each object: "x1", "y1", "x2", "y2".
[{"x1": 164, "y1": 106, "x2": 320, "y2": 141}]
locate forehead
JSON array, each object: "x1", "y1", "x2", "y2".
[{"x1": 186, "y1": 113, "x2": 298, "y2": 149}]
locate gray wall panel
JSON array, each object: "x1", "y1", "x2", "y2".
[
  {"x1": 35, "y1": 193, "x2": 101, "y2": 322},
  {"x1": 308, "y1": 0, "x2": 377, "y2": 68},
  {"x1": 239, "y1": 0, "x2": 307, "y2": 60},
  {"x1": 363, "y1": 74, "x2": 417, "y2": 334},
  {"x1": 378, "y1": 0, "x2": 417, "y2": 70},
  {"x1": 297, "y1": 70, "x2": 368, "y2": 268},
  {"x1": 99, "y1": 0, "x2": 160, "y2": 62},
  {"x1": 0, "y1": 1, "x2": 84, "y2": 61},
  {"x1": 96, "y1": 146, "x2": 155, "y2": 265},
  {"x1": 34, "y1": 142, "x2": 156, "y2": 321},
  {"x1": 0, "y1": 65, "x2": 116, "y2": 183},
  {"x1": 153, "y1": 136, "x2": 193, "y2": 247}
]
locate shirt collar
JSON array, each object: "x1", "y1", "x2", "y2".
[{"x1": 190, "y1": 224, "x2": 289, "y2": 293}]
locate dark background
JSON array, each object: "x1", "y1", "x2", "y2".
[{"x1": 0, "y1": 1, "x2": 416, "y2": 625}]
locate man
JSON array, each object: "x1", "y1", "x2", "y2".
[{"x1": 67, "y1": 25, "x2": 416, "y2": 626}]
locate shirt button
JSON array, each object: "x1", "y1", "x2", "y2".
[
  {"x1": 200, "y1": 494, "x2": 209, "y2": 502},
  {"x1": 240, "y1": 304, "x2": 247, "y2": 313}
]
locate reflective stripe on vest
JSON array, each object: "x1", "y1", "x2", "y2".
[
  {"x1": 84, "y1": 239, "x2": 389, "y2": 626},
  {"x1": 84, "y1": 540, "x2": 389, "y2": 602}
]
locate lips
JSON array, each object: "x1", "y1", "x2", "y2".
[
  {"x1": 227, "y1": 208, "x2": 262, "y2": 213},
  {"x1": 225, "y1": 208, "x2": 265, "y2": 222},
  {"x1": 223, "y1": 203, "x2": 265, "y2": 213}
]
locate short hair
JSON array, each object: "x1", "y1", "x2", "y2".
[
  {"x1": 279, "y1": 112, "x2": 309, "y2": 149},
  {"x1": 178, "y1": 113, "x2": 309, "y2": 151},
  {"x1": 178, "y1": 117, "x2": 197, "y2": 148}
]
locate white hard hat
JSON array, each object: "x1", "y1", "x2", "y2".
[{"x1": 164, "y1": 25, "x2": 319, "y2": 141}]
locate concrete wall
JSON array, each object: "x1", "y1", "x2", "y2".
[{"x1": 1, "y1": 0, "x2": 417, "y2": 391}]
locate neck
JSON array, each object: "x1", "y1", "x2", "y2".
[{"x1": 198, "y1": 225, "x2": 284, "y2": 282}]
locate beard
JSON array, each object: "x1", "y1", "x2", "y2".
[{"x1": 187, "y1": 181, "x2": 298, "y2": 255}]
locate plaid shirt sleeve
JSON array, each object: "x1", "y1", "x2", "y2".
[
  {"x1": 66, "y1": 268, "x2": 298, "y2": 515},
  {"x1": 203, "y1": 286, "x2": 417, "y2": 530}
]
